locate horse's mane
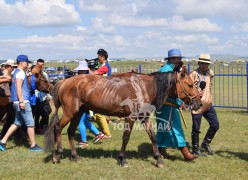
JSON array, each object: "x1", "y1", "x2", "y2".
[{"x1": 151, "y1": 71, "x2": 175, "y2": 111}]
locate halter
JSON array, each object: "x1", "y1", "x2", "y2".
[{"x1": 176, "y1": 72, "x2": 198, "y2": 104}]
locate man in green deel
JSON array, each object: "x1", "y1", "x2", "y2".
[{"x1": 156, "y1": 49, "x2": 197, "y2": 161}]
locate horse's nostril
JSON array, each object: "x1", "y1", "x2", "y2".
[{"x1": 200, "y1": 104, "x2": 202, "y2": 106}]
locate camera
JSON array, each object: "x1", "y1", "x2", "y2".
[{"x1": 85, "y1": 58, "x2": 100, "y2": 70}]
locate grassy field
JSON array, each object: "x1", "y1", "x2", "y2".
[{"x1": 0, "y1": 108, "x2": 247, "y2": 179}]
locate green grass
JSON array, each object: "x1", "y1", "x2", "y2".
[{"x1": 0, "y1": 109, "x2": 247, "y2": 179}]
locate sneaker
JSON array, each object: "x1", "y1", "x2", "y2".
[
  {"x1": 0, "y1": 141, "x2": 7, "y2": 152},
  {"x1": 93, "y1": 132, "x2": 104, "y2": 144},
  {"x1": 77, "y1": 141, "x2": 89, "y2": 148},
  {"x1": 29, "y1": 144, "x2": 44, "y2": 152},
  {"x1": 103, "y1": 135, "x2": 112, "y2": 139}
]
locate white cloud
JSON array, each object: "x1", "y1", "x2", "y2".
[
  {"x1": 174, "y1": 0, "x2": 248, "y2": 21},
  {"x1": 170, "y1": 16, "x2": 222, "y2": 32},
  {"x1": 78, "y1": 0, "x2": 109, "y2": 12},
  {"x1": 0, "y1": 34, "x2": 84, "y2": 44},
  {"x1": 0, "y1": 0, "x2": 80, "y2": 26},
  {"x1": 174, "y1": 34, "x2": 219, "y2": 44},
  {"x1": 1, "y1": 0, "x2": 248, "y2": 59},
  {"x1": 109, "y1": 15, "x2": 168, "y2": 27},
  {"x1": 231, "y1": 23, "x2": 248, "y2": 32}
]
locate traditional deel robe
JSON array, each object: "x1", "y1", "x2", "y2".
[{"x1": 156, "y1": 62, "x2": 186, "y2": 148}]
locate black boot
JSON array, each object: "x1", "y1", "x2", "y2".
[
  {"x1": 201, "y1": 129, "x2": 217, "y2": 155},
  {"x1": 191, "y1": 132, "x2": 202, "y2": 155}
]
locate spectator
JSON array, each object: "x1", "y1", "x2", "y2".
[
  {"x1": 190, "y1": 54, "x2": 219, "y2": 155},
  {"x1": 0, "y1": 59, "x2": 17, "y2": 138},
  {"x1": 74, "y1": 61, "x2": 104, "y2": 148},
  {"x1": 89, "y1": 49, "x2": 112, "y2": 138},
  {"x1": 0, "y1": 55, "x2": 43, "y2": 152},
  {"x1": 32, "y1": 59, "x2": 52, "y2": 134}
]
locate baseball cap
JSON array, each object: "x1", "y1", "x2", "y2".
[{"x1": 16, "y1": 55, "x2": 32, "y2": 63}]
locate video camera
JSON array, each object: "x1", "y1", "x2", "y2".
[{"x1": 85, "y1": 58, "x2": 100, "y2": 70}]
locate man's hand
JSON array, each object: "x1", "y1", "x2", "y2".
[
  {"x1": 19, "y1": 102, "x2": 25, "y2": 109},
  {"x1": 89, "y1": 68, "x2": 99, "y2": 75},
  {"x1": 0, "y1": 76, "x2": 11, "y2": 83},
  {"x1": 199, "y1": 90, "x2": 204, "y2": 98}
]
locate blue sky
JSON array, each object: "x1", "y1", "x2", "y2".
[{"x1": 0, "y1": 0, "x2": 248, "y2": 60}]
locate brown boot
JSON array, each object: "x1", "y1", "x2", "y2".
[{"x1": 180, "y1": 147, "x2": 197, "y2": 161}]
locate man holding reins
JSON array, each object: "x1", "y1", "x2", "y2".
[{"x1": 156, "y1": 49, "x2": 197, "y2": 161}]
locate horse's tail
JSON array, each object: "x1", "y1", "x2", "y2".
[{"x1": 44, "y1": 80, "x2": 64, "y2": 152}]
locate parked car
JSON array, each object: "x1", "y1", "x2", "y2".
[{"x1": 47, "y1": 70, "x2": 64, "y2": 85}]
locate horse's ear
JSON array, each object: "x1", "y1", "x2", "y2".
[
  {"x1": 180, "y1": 66, "x2": 188, "y2": 78},
  {"x1": 31, "y1": 64, "x2": 42, "y2": 74},
  {"x1": 173, "y1": 61, "x2": 183, "y2": 72}
]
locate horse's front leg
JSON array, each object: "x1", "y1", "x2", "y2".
[
  {"x1": 119, "y1": 118, "x2": 135, "y2": 167},
  {"x1": 143, "y1": 118, "x2": 164, "y2": 168}
]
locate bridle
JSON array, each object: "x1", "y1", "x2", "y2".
[{"x1": 176, "y1": 72, "x2": 198, "y2": 104}]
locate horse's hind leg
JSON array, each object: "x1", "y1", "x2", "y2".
[
  {"x1": 118, "y1": 118, "x2": 135, "y2": 167},
  {"x1": 68, "y1": 111, "x2": 83, "y2": 162},
  {"x1": 143, "y1": 119, "x2": 164, "y2": 168},
  {"x1": 53, "y1": 114, "x2": 71, "y2": 163}
]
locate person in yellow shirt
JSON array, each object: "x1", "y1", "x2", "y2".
[{"x1": 88, "y1": 49, "x2": 112, "y2": 138}]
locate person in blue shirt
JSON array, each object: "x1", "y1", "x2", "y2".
[
  {"x1": 75, "y1": 61, "x2": 104, "y2": 148},
  {"x1": 0, "y1": 55, "x2": 43, "y2": 152},
  {"x1": 31, "y1": 59, "x2": 52, "y2": 134},
  {"x1": 156, "y1": 49, "x2": 197, "y2": 161}
]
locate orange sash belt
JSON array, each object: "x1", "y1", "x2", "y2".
[{"x1": 164, "y1": 101, "x2": 179, "y2": 109}]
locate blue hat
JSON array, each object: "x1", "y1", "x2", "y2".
[
  {"x1": 16, "y1": 55, "x2": 32, "y2": 63},
  {"x1": 164, "y1": 49, "x2": 184, "y2": 59}
]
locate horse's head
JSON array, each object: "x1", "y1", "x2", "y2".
[
  {"x1": 174, "y1": 64, "x2": 202, "y2": 110},
  {"x1": 28, "y1": 64, "x2": 53, "y2": 93}
]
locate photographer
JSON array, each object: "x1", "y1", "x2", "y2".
[
  {"x1": 87, "y1": 49, "x2": 112, "y2": 139},
  {"x1": 88, "y1": 49, "x2": 112, "y2": 76}
]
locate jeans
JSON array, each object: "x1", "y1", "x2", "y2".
[{"x1": 13, "y1": 102, "x2": 34, "y2": 127}]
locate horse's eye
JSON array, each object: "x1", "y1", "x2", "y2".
[
  {"x1": 189, "y1": 84, "x2": 193, "y2": 88},
  {"x1": 35, "y1": 73, "x2": 39, "y2": 78}
]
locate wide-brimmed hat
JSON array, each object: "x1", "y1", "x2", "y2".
[
  {"x1": 5, "y1": 59, "x2": 18, "y2": 67},
  {"x1": 164, "y1": 49, "x2": 184, "y2": 60},
  {"x1": 74, "y1": 61, "x2": 89, "y2": 71},
  {"x1": 195, "y1": 53, "x2": 213, "y2": 64}
]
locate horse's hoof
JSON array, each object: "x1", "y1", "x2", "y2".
[
  {"x1": 52, "y1": 156, "x2": 60, "y2": 164},
  {"x1": 156, "y1": 162, "x2": 164, "y2": 168},
  {"x1": 156, "y1": 160, "x2": 164, "y2": 168},
  {"x1": 120, "y1": 159, "x2": 129, "y2": 168},
  {"x1": 70, "y1": 155, "x2": 81, "y2": 162}
]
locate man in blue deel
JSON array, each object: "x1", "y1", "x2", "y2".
[{"x1": 156, "y1": 49, "x2": 197, "y2": 161}]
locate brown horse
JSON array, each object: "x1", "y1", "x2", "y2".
[
  {"x1": 0, "y1": 65, "x2": 53, "y2": 133},
  {"x1": 44, "y1": 65, "x2": 201, "y2": 167}
]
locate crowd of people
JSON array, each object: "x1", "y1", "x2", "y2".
[{"x1": 0, "y1": 48, "x2": 219, "y2": 161}]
